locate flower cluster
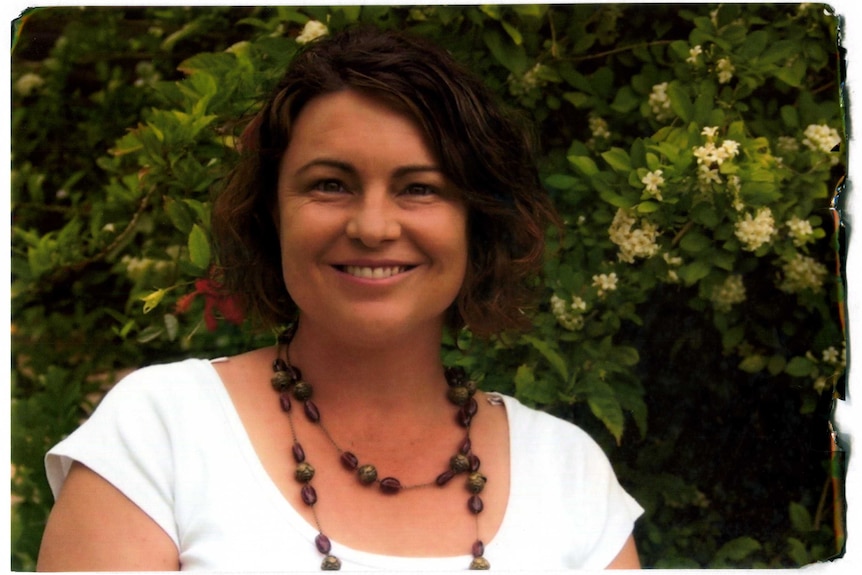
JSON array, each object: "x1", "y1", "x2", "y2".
[
  {"x1": 710, "y1": 275, "x2": 746, "y2": 312},
  {"x1": 296, "y1": 20, "x2": 328, "y2": 44},
  {"x1": 121, "y1": 254, "x2": 175, "y2": 282},
  {"x1": 802, "y1": 123, "x2": 841, "y2": 154},
  {"x1": 779, "y1": 254, "x2": 829, "y2": 294},
  {"x1": 592, "y1": 272, "x2": 619, "y2": 297},
  {"x1": 509, "y1": 62, "x2": 549, "y2": 98},
  {"x1": 608, "y1": 208, "x2": 661, "y2": 263},
  {"x1": 716, "y1": 57, "x2": 735, "y2": 84},
  {"x1": 550, "y1": 294, "x2": 587, "y2": 331},
  {"x1": 641, "y1": 169, "x2": 665, "y2": 201},
  {"x1": 14, "y1": 73, "x2": 45, "y2": 97},
  {"x1": 786, "y1": 216, "x2": 815, "y2": 246},
  {"x1": 648, "y1": 82, "x2": 673, "y2": 122},
  {"x1": 589, "y1": 115, "x2": 611, "y2": 141},
  {"x1": 734, "y1": 208, "x2": 776, "y2": 252},
  {"x1": 693, "y1": 126, "x2": 741, "y2": 192}
]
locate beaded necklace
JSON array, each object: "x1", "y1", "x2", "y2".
[{"x1": 271, "y1": 329, "x2": 491, "y2": 570}]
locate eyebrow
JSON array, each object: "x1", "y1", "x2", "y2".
[{"x1": 294, "y1": 158, "x2": 445, "y2": 179}]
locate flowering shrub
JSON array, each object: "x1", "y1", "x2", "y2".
[{"x1": 11, "y1": 4, "x2": 846, "y2": 569}]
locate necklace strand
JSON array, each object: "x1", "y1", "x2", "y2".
[{"x1": 271, "y1": 328, "x2": 491, "y2": 570}]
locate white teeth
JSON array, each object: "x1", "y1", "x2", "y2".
[{"x1": 344, "y1": 266, "x2": 407, "y2": 279}]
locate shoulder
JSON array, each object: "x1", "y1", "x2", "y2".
[
  {"x1": 100, "y1": 358, "x2": 220, "y2": 407},
  {"x1": 496, "y1": 393, "x2": 602, "y2": 450}
]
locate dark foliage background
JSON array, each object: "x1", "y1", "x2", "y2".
[{"x1": 11, "y1": 4, "x2": 847, "y2": 570}]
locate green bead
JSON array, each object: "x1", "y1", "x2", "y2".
[
  {"x1": 357, "y1": 464, "x2": 378, "y2": 485},
  {"x1": 270, "y1": 371, "x2": 291, "y2": 391},
  {"x1": 450, "y1": 453, "x2": 470, "y2": 473},
  {"x1": 293, "y1": 380, "x2": 313, "y2": 401},
  {"x1": 467, "y1": 472, "x2": 487, "y2": 494},
  {"x1": 295, "y1": 462, "x2": 315, "y2": 483},
  {"x1": 321, "y1": 555, "x2": 342, "y2": 570},
  {"x1": 469, "y1": 556, "x2": 490, "y2": 570},
  {"x1": 447, "y1": 386, "x2": 470, "y2": 406}
]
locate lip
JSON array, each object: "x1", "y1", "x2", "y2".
[{"x1": 331, "y1": 261, "x2": 419, "y2": 281}]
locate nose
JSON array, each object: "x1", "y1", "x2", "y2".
[{"x1": 344, "y1": 192, "x2": 401, "y2": 247}]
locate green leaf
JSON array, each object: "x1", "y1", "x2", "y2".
[
  {"x1": 567, "y1": 155, "x2": 600, "y2": 177},
  {"x1": 521, "y1": 335, "x2": 569, "y2": 382},
  {"x1": 545, "y1": 174, "x2": 579, "y2": 190},
  {"x1": 785, "y1": 356, "x2": 815, "y2": 377},
  {"x1": 667, "y1": 81, "x2": 693, "y2": 122},
  {"x1": 580, "y1": 376, "x2": 625, "y2": 444},
  {"x1": 739, "y1": 355, "x2": 767, "y2": 374},
  {"x1": 789, "y1": 501, "x2": 814, "y2": 532},
  {"x1": 188, "y1": 224, "x2": 211, "y2": 270},
  {"x1": 714, "y1": 536, "x2": 762, "y2": 563},
  {"x1": 679, "y1": 231, "x2": 712, "y2": 254},
  {"x1": 601, "y1": 147, "x2": 632, "y2": 173}
]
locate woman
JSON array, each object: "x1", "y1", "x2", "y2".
[{"x1": 37, "y1": 26, "x2": 643, "y2": 571}]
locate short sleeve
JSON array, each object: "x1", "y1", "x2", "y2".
[{"x1": 45, "y1": 364, "x2": 183, "y2": 547}]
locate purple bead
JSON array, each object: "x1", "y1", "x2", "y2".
[
  {"x1": 279, "y1": 391, "x2": 292, "y2": 412},
  {"x1": 379, "y1": 477, "x2": 402, "y2": 494},
  {"x1": 460, "y1": 437, "x2": 472, "y2": 455},
  {"x1": 273, "y1": 358, "x2": 288, "y2": 372},
  {"x1": 472, "y1": 540, "x2": 485, "y2": 558},
  {"x1": 292, "y1": 442, "x2": 305, "y2": 463},
  {"x1": 341, "y1": 451, "x2": 359, "y2": 470},
  {"x1": 468, "y1": 495, "x2": 484, "y2": 514},
  {"x1": 286, "y1": 364, "x2": 302, "y2": 383},
  {"x1": 304, "y1": 400, "x2": 320, "y2": 423},
  {"x1": 464, "y1": 397, "x2": 478, "y2": 417},
  {"x1": 469, "y1": 454, "x2": 481, "y2": 472},
  {"x1": 301, "y1": 484, "x2": 317, "y2": 506},
  {"x1": 315, "y1": 533, "x2": 332, "y2": 554},
  {"x1": 445, "y1": 366, "x2": 467, "y2": 386},
  {"x1": 457, "y1": 409, "x2": 472, "y2": 428},
  {"x1": 436, "y1": 469, "x2": 456, "y2": 486}
]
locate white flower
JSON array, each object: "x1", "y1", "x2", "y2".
[
  {"x1": 779, "y1": 254, "x2": 828, "y2": 293},
  {"x1": 608, "y1": 209, "x2": 661, "y2": 263},
  {"x1": 711, "y1": 275, "x2": 746, "y2": 312},
  {"x1": 589, "y1": 115, "x2": 611, "y2": 140},
  {"x1": 701, "y1": 126, "x2": 720, "y2": 142},
  {"x1": 648, "y1": 82, "x2": 673, "y2": 122},
  {"x1": 716, "y1": 57, "x2": 735, "y2": 84},
  {"x1": 802, "y1": 124, "x2": 841, "y2": 154},
  {"x1": 822, "y1": 346, "x2": 840, "y2": 364},
  {"x1": 734, "y1": 208, "x2": 776, "y2": 251},
  {"x1": 550, "y1": 294, "x2": 586, "y2": 331},
  {"x1": 592, "y1": 273, "x2": 619, "y2": 297},
  {"x1": 641, "y1": 169, "x2": 665, "y2": 200},
  {"x1": 721, "y1": 139, "x2": 741, "y2": 158},
  {"x1": 14, "y1": 73, "x2": 45, "y2": 97},
  {"x1": 687, "y1": 45, "x2": 703, "y2": 65},
  {"x1": 777, "y1": 136, "x2": 800, "y2": 153},
  {"x1": 296, "y1": 20, "x2": 328, "y2": 44},
  {"x1": 786, "y1": 216, "x2": 815, "y2": 246}
]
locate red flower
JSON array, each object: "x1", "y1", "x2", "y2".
[{"x1": 176, "y1": 278, "x2": 245, "y2": 331}]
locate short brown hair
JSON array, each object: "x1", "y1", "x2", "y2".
[{"x1": 211, "y1": 25, "x2": 559, "y2": 337}]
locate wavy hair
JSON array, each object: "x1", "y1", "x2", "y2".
[{"x1": 211, "y1": 25, "x2": 559, "y2": 337}]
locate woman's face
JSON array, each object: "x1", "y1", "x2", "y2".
[{"x1": 276, "y1": 90, "x2": 469, "y2": 343}]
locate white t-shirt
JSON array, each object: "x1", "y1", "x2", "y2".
[{"x1": 46, "y1": 358, "x2": 643, "y2": 571}]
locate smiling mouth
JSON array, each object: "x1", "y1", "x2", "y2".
[{"x1": 339, "y1": 265, "x2": 413, "y2": 279}]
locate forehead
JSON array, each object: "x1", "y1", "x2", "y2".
[{"x1": 282, "y1": 90, "x2": 439, "y2": 168}]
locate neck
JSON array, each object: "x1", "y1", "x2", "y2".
[{"x1": 284, "y1": 318, "x2": 449, "y2": 412}]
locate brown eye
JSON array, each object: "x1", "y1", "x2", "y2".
[
  {"x1": 404, "y1": 184, "x2": 436, "y2": 196},
  {"x1": 313, "y1": 179, "x2": 347, "y2": 193}
]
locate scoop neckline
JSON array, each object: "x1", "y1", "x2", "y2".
[{"x1": 200, "y1": 357, "x2": 517, "y2": 570}]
